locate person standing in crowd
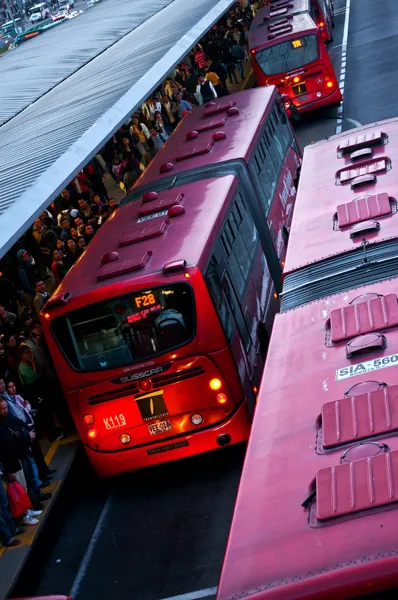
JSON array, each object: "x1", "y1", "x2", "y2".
[
  {"x1": 184, "y1": 68, "x2": 199, "y2": 104},
  {"x1": 175, "y1": 93, "x2": 192, "y2": 119},
  {"x1": 76, "y1": 237, "x2": 86, "y2": 257},
  {"x1": 204, "y1": 65, "x2": 225, "y2": 97},
  {"x1": 51, "y1": 250, "x2": 67, "y2": 286},
  {"x1": 64, "y1": 239, "x2": 78, "y2": 270},
  {"x1": 59, "y1": 217, "x2": 72, "y2": 243},
  {"x1": 231, "y1": 40, "x2": 245, "y2": 80},
  {"x1": 196, "y1": 75, "x2": 218, "y2": 103},
  {"x1": 33, "y1": 280, "x2": 49, "y2": 319},
  {"x1": 73, "y1": 170, "x2": 91, "y2": 203},
  {"x1": 16, "y1": 250, "x2": 40, "y2": 303},
  {"x1": 161, "y1": 96, "x2": 178, "y2": 130},
  {"x1": 194, "y1": 44, "x2": 208, "y2": 74},
  {"x1": 0, "y1": 474, "x2": 24, "y2": 547}
]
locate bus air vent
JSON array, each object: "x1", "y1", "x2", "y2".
[
  {"x1": 176, "y1": 141, "x2": 213, "y2": 162},
  {"x1": 138, "y1": 193, "x2": 184, "y2": 216},
  {"x1": 328, "y1": 293, "x2": 398, "y2": 343},
  {"x1": 349, "y1": 219, "x2": 380, "y2": 238},
  {"x1": 337, "y1": 131, "x2": 388, "y2": 157},
  {"x1": 186, "y1": 131, "x2": 199, "y2": 141},
  {"x1": 97, "y1": 251, "x2": 152, "y2": 282},
  {"x1": 335, "y1": 193, "x2": 392, "y2": 228},
  {"x1": 337, "y1": 158, "x2": 389, "y2": 185},
  {"x1": 120, "y1": 220, "x2": 169, "y2": 247},
  {"x1": 346, "y1": 332, "x2": 386, "y2": 359},
  {"x1": 168, "y1": 205, "x2": 185, "y2": 217},
  {"x1": 316, "y1": 449, "x2": 398, "y2": 520},
  {"x1": 196, "y1": 117, "x2": 227, "y2": 132},
  {"x1": 203, "y1": 101, "x2": 234, "y2": 117},
  {"x1": 88, "y1": 382, "x2": 140, "y2": 405},
  {"x1": 351, "y1": 173, "x2": 377, "y2": 189},
  {"x1": 321, "y1": 384, "x2": 398, "y2": 450},
  {"x1": 350, "y1": 147, "x2": 374, "y2": 161},
  {"x1": 100, "y1": 251, "x2": 119, "y2": 265},
  {"x1": 268, "y1": 17, "x2": 290, "y2": 30},
  {"x1": 159, "y1": 162, "x2": 174, "y2": 174},
  {"x1": 151, "y1": 366, "x2": 205, "y2": 389}
]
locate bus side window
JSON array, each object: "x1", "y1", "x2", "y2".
[
  {"x1": 205, "y1": 256, "x2": 235, "y2": 342},
  {"x1": 223, "y1": 274, "x2": 252, "y2": 352}
]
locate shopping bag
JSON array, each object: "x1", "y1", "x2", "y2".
[{"x1": 7, "y1": 480, "x2": 32, "y2": 518}]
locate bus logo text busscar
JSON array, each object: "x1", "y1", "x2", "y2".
[
  {"x1": 336, "y1": 353, "x2": 398, "y2": 381},
  {"x1": 121, "y1": 367, "x2": 164, "y2": 382}
]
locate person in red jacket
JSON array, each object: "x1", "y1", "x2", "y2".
[{"x1": 194, "y1": 44, "x2": 208, "y2": 75}]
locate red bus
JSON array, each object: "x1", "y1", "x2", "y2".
[
  {"x1": 40, "y1": 88, "x2": 301, "y2": 477},
  {"x1": 249, "y1": 11, "x2": 341, "y2": 116},
  {"x1": 250, "y1": 0, "x2": 334, "y2": 42},
  {"x1": 218, "y1": 118, "x2": 398, "y2": 599},
  {"x1": 252, "y1": 0, "x2": 334, "y2": 43}
]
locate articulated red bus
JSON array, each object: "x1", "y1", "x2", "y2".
[
  {"x1": 249, "y1": 11, "x2": 341, "y2": 116},
  {"x1": 253, "y1": 0, "x2": 334, "y2": 42},
  {"x1": 41, "y1": 88, "x2": 301, "y2": 477},
  {"x1": 218, "y1": 118, "x2": 398, "y2": 599}
]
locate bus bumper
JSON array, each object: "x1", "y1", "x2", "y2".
[
  {"x1": 289, "y1": 87, "x2": 343, "y2": 117},
  {"x1": 84, "y1": 401, "x2": 251, "y2": 478}
]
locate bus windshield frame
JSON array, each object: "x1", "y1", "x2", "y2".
[
  {"x1": 51, "y1": 282, "x2": 196, "y2": 372},
  {"x1": 255, "y1": 34, "x2": 319, "y2": 76}
]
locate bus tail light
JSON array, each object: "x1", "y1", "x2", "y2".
[
  {"x1": 293, "y1": 76, "x2": 300, "y2": 83},
  {"x1": 217, "y1": 393, "x2": 228, "y2": 405},
  {"x1": 84, "y1": 414, "x2": 95, "y2": 425},
  {"x1": 319, "y1": 21, "x2": 325, "y2": 27},
  {"x1": 210, "y1": 378, "x2": 222, "y2": 391},
  {"x1": 191, "y1": 414, "x2": 203, "y2": 425},
  {"x1": 88, "y1": 429, "x2": 97, "y2": 439},
  {"x1": 326, "y1": 81, "x2": 333, "y2": 88},
  {"x1": 120, "y1": 433, "x2": 131, "y2": 444}
]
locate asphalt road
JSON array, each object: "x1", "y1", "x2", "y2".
[{"x1": 9, "y1": 1, "x2": 398, "y2": 599}]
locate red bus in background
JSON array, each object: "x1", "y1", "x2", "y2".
[
  {"x1": 41, "y1": 88, "x2": 301, "y2": 477},
  {"x1": 254, "y1": 0, "x2": 334, "y2": 43},
  {"x1": 218, "y1": 118, "x2": 398, "y2": 599},
  {"x1": 249, "y1": 11, "x2": 341, "y2": 116}
]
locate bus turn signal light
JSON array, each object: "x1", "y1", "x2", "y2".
[
  {"x1": 84, "y1": 414, "x2": 95, "y2": 425},
  {"x1": 319, "y1": 21, "x2": 324, "y2": 27},
  {"x1": 210, "y1": 378, "x2": 222, "y2": 391},
  {"x1": 293, "y1": 76, "x2": 300, "y2": 83},
  {"x1": 43, "y1": 312, "x2": 50, "y2": 320},
  {"x1": 88, "y1": 429, "x2": 97, "y2": 439},
  {"x1": 326, "y1": 81, "x2": 333, "y2": 88},
  {"x1": 217, "y1": 393, "x2": 228, "y2": 404}
]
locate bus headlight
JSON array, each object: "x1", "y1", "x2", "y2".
[
  {"x1": 120, "y1": 433, "x2": 131, "y2": 444},
  {"x1": 191, "y1": 414, "x2": 203, "y2": 425}
]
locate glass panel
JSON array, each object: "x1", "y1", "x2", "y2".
[
  {"x1": 256, "y1": 35, "x2": 319, "y2": 76},
  {"x1": 233, "y1": 232, "x2": 251, "y2": 281},
  {"x1": 205, "y1": 258, "x2": 234, "y2": 341},
  {"x1": 240, "y1": 211, "x2": 258, "y2": 259},
  {"x1": 52, "y1": 284, "x2": 195, "y2": 371}
]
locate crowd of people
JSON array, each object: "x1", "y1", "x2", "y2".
[{"x1": 0, "y1": 0, "x2": 263, "y2": 548}]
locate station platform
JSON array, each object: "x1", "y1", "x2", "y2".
[{"x1": 0, "y1": 434, "x2": 80, "y2": 600}]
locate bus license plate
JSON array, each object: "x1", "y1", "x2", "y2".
[{"x1": 148, "y1": 420, "x2": 172, "y2": 435}]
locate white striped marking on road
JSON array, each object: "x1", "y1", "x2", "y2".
[
  {"x1": 157, "y1": 587, "x2": 218, "y2": 600},
  {"x1": 69, "y1": 492, "x2": 115, "y2": 599},
  {"x1": 335, "y1": 0, "x2": 352, "y2": 135}
]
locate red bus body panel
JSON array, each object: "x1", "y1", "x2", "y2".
[
  {"x1": 218, "y1": 118, "x2": 398, "y2": 599},
  {"x1": 218, "y1": 280, "x2": 398, "y2": 600},
  {"x1": 284, "y1": 119, "x2": 397, "y2": 277},
  {"x1": 249, "y1": 12, "x2": 341, "y2": 115}
]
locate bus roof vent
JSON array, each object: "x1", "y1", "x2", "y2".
[
  {"x1": 97, "y1": 251, "x2": 152, "y2": 282},
  {"x1": 316, "y1": 449, "x2": 398, "y2": 520},
  {"x1": 227, "y1": 107, "x2": 239, "y2": 116},
  {"x1": 203, "y1": 100, "x2": 234, "y2": 117},
  {"x1": 337, "y1": 158, "x2": 389, "y2": 185},
  {"x1": 138, "y1": 193, "x2": 184, "y2": 216},
  {"x1": 196, "y1": 117, "x2": 227, "y2": 132},
  {"x1": 337, "y1": 131, "x2": 387, "y2": 157},
  {"x1": 328, "y1": 293, "x2": 398, "y2": 343},
  {"x1": 176, "y1": 141, "x2": 213, "y2": 162},
  {"x1": 346, "y1": 332, "x2": 386, "y2": 359},
  {"x1": 142, "y1": 191, "x2": 158, "y2": 203},
  {"x1": 350, "y1": 148, "x2": 374, "y2": 161},
  {"x1": 185, "y1": 131, "x2": 199, "y2": 141},
  {"x1": 119, "y1": 220, "x2": 169, "y2": 247},
  {"x1": 336, "y1": 193, "x2": 392, "y2": 228},
  {"x1": 101, "y1": 251, "x2": 119, "y2": 265},
  {"x1": 268, "y1": 25, "x2": 292, "y2": 38},
  {"x1": 351, "y1": 173, "x2": 377, "y2": 189},
  {"x1": 268, "y1": 16, "x2": 291, "y2": 30},
  {"x1": 321, "y1": 384, "x2": 398, "y2": 450},
  {"x1": 168, "y1": 205, "x2": 185, "y2": 217}
]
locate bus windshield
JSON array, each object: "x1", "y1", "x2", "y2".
[
  {"x1": 52, "y1": 283, "x2": 195, "y2": 371},
  {"x1": 256, "y1": 34, "x2": 318, "y2": 76}
]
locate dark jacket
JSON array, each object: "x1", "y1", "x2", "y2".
[
  {"x1": 0, "y1": 412, "x2": 32, "y2": 459},
  {"x1": 0, "y1": 424, "x2": 22, "y2": 474}
]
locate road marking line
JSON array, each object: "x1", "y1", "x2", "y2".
[
  {"x1": 346, "y1": 117, "x2": 362, "y2": 128},
  {"x1": 45, "y1": 439, "x2": 61, "y2": 465},
  {"x1": 69, "y1": 492, "x2": 114, "y2": 599},
  {"x1": 241, "y1": 68, "x2": 253, "y2": 91},
  {"x1": 158, "y1": 587, "x2": 218, "y2": 600},
  {"x1": 335, "y1": 0, "x2": 351, "y2": 135}
]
